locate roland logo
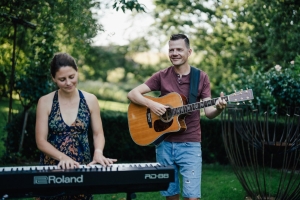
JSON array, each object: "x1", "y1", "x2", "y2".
[
  {"x1": 145, "y1": 173, "x2": 169, "y2": 179},
  {"x1": 34, "y1": 175, "x2": 83, "y2": 184}
]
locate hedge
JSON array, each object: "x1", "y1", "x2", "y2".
[{"x1": 2, "y1": 110, "x2": 228, "y2": 165}]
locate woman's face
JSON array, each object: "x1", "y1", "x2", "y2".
[{"x1": 52, "y1": 66, "x2": 78, "y2": 93}]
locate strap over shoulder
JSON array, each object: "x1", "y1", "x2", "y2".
[{"x1": 188, "y1": 66, "x2": 201, "y2": 104}]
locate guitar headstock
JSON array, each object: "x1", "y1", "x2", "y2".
[{"x1": 227, "y1": 89, "x2": 254, "y2": 103}]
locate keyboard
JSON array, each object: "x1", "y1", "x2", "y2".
[{"x1": 0, "y1": 163, "x2": 174, "y2": 199}]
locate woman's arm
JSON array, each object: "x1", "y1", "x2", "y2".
[{"x1": 85, "y1": 92, "x2": 117, "y2": 166}]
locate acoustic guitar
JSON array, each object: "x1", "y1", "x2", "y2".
[{"x1": 127, "y1": 89, "x2": 254, "y2": 146}]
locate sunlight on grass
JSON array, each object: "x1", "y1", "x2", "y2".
[{"x1": 98, "y1": 99, "x2": 128, "y2": 113}]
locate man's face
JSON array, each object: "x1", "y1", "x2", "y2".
[{"x1": 168, "y1": 39, "x2": 192, "y2": 67}]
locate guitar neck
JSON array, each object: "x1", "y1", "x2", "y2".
[{"x1": 170, "y1": 96, "x2": 229, "y2": 115}]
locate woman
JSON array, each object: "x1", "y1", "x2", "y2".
[{"x1": 35, "y1": 52, "x2": 117, "y2": 200}]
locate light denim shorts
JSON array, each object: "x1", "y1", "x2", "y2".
[{"x1": 156, "y1": 141, "x2": 202, "y2": 198}]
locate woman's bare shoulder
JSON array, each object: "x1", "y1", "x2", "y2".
[
  {"x1": 80, "y1": 90, "x2": 99, "y2": 109},
  {"x1": 37, "y1": 91, "x2": 56, "y2": 111},
  {"x1": 80, "y1": 90, "x2": 97, "y2": 101},
  {"x1": 39, "y1": 91, "x2": 56, "y2": 101}
]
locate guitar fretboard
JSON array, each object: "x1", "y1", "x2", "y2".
[{"x1": 170, "y1": 96, "x2": 229, "y2": 116}]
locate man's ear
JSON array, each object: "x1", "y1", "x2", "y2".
[{"x1": 188, "y1": 48, "x2": 192, "y2": 56}]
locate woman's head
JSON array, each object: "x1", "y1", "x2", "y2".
[
  {"x1": 50, "y1": 53, "x2": 79, "y2": 92},
  {"x1": 50, "y1": 53, "x2": 78, "y2": 78}
]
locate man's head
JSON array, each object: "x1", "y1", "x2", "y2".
[
  {"x1": 168, "y1": 34, "x2": 192, "y2": 68},
  {"x1": 170, "y1": 34, "x2": 190, "y2": 49}
]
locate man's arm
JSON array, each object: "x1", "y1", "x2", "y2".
[
  {"x1": 203, "y1": 92, "x2": 227, "y2": 119},
  {"x1": 127, "y1": 83, "x2": 169, "y2": 116}
]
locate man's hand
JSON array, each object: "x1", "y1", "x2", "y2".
[
  {"x1": 148, "y1": 100, "x2": 169, "y2": 116},
  {"x1": 215, "y1": 92, "x2": 227, "y2": 111}
]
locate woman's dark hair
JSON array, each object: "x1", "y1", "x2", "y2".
[
  {"x1": 50, "y1": 53, "x2": 78, "y2": 78},
  {"x1": 170, "y1": 34, "x2": 190, "y2": 49}
]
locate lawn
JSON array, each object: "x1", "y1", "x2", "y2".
[{"x1": 89, "y1": 164, "x2": 246, "y2": 200}]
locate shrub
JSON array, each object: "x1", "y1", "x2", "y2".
[
  {"x1": 265, "y1": 56, "x2": 300, "y2": 108},
  {"x1": 230, "y1": 55, "x2": 300, "y2": 114},
  {"x1": 1, "y1": 110, "x2": 228, "y2": 165},
  {"x1": 3, "y1": 110, "x2": 39, "y2": 164}
]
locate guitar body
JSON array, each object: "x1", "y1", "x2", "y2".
[
  {"x1": 128, "y1": 92, "x2": 188, "y2": 146},
  {"x1": 128, "y1": 89, "x2": 254, "y2": 146}
]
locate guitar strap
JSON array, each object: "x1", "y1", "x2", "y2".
[{"x1": 189, "y1": 66, "x2": 201, "y2": 103}]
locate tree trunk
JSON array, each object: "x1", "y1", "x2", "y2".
[{"x1": 18, "y1": 108, "x2": 30, "y2": 153}]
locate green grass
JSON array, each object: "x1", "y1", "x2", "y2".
[
  {"x1": 91, "y1": 164, "x2": 246, "y2": 199},
  {"x1": 99, "y1": 99, "x2": 128, "y2": 113},
  {"x1": 201, "y1": 164, "x2": 245, "y2": 200}
]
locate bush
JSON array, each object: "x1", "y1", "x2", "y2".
[
  {"x1": 230, "y1": 55, "x2": 300, "y2": 114},
  {"x1": 91, "y1": 111, "x2": 156, "y2": 163},
  {"x1": 3, "y1": 110, "x2": 39, "y2": 164},
  {"x1": 266, "y1": 56, "x2": 300, "y2": 108},
  {"x1": 1, "y1": 110, "x2": 229, "y2": 165}
]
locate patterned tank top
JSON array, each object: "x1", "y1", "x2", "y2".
[{"x1": 40, "y1": 90, "x2": 92, "y2": 165}]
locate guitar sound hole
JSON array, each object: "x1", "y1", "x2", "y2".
[
  {"x1": 154, "y1": 119, "x2": 173, "y2": 132},
  {"x1": 161, "y1": 108, "x2": 173, "y2": 122}
]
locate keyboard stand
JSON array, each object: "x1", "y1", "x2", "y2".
[{"x1": 126, "y1": 192, "x2": 136, "y2": 200}]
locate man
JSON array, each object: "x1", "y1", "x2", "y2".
[{"x1": 127, "y1": 34, "x2": 227, "y2": 200}]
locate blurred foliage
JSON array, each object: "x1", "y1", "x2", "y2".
[
  {"x1": 82, "y1": 45, "x2": 139, "y2": 82},
  {"x1": 4, "y1": 110, "x2": 39, "y2": 164},
  {"x1": 78, "y1": 81, "x2": 130, "y2": 103},
  {"x1": 266, "y1": 56, "x2": 300, "y2": 108},
  {"x1": 244, "y1": 0, "x2": 300, "y2": 69},
  {"x1": 228, "y1": 55, "x2": 300, "y2": 112},
  {"x1": 113, "y1": 0, "x2": 146, "y2": 13},
  {"x1": 1, "y1": 109, "x2": 229, "y2": 165},
  {"x1": 0, "y1": 0, "x2": 145, "y2": 152},
  {"x1": 151, "y1": 0, "x2": 300, "y2": 98}
]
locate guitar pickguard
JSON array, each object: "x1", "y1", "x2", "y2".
[{"x1": 154, "y1": 119, "x2": 174, "y2": 132}]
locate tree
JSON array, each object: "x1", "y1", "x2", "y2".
[
  {"x1": 151, "y1": 0, "x2": 300, "y2": 98},
  {"x1": 242, "y1": 0, "x2": 300, "y2": 69},
  {"x1": 0, "y1": 0, "x2": 146, "y2": 156},
  {"x1": 149, "y1": 0, "x2": 252, "y2": 96}
]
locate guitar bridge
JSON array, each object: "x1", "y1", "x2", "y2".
[{"x1": 146, "y1": 108, "x2": 152, "y2": 128}]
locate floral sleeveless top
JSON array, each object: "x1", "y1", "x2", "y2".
[
  {"x1": 37, "y1": 90, "x2": 93, "y2": 200},
  {"x1": 40, "y1": 90, "x2": 92, "y2": 165}
]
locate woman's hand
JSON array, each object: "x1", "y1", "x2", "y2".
[
  {"x1": 57, "y1": 155, "x2": 80, "y2": 169},
  {"x1": 87, "y1": 149, "x2": 117, "y2": 167}
]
